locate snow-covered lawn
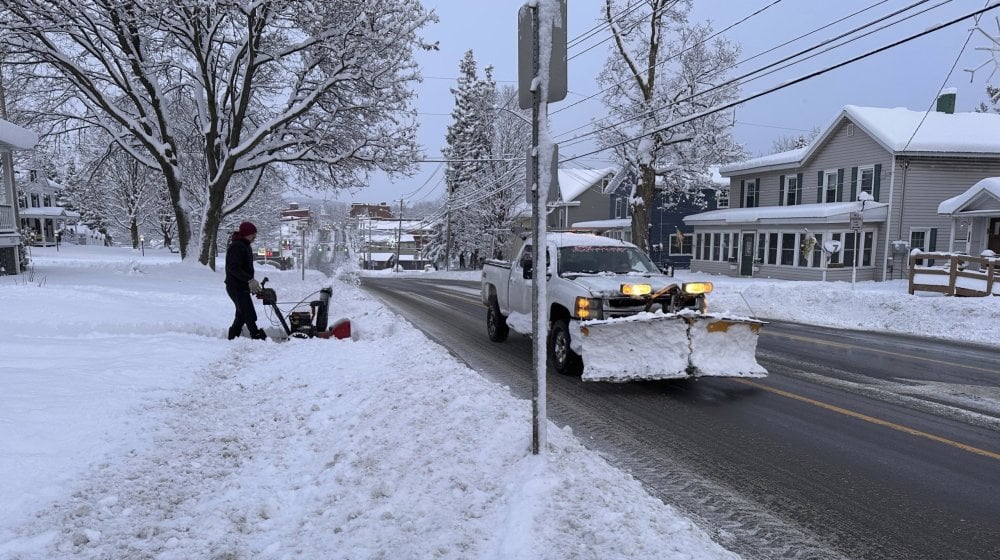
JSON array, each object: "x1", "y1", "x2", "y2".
[{"x1": 1, "y1": 244, "x2": 996, "y2": 559}]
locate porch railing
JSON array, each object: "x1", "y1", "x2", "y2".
[
  {"x1": 908, "y1": 252, "x2": 998, "y2": 296},
  {"x1": 0, "y1": 204, "x2": 15, "y2": 233}
]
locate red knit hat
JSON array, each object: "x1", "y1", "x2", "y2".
[{"x1": 238, "y1": 222, "x2": 257, "y2": 237}]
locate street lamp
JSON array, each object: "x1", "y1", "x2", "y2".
[{"x1": 140, "y1": 235, "x2": 145, "y2": 256}]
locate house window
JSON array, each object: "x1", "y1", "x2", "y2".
[
  {"x1": 669, "y1": 230, "x2": 693, "y2": 256},
  {"x1": 712, "y1": 233, "x2": 721, "y2": 261},
  {"x1": 780, "y1": 233, "x2": 796, "y2": 265},
  {"x1": 859, "y1": 166, "x2": 875, "y2": 197},
  {"x1": 810, "y1": 233, "x2": 824, "y2": 267},
  {"x1": 767, "y1": 233, "x2": 779, "y2": 265},
  {"x1": 785, "y1": 175, "x2": 800, "y2": 206},
  {"x1": 30, "y1": 193, "x2": 40, "y2": 208},
  {"x1": 29, "y1": 170, "x2": 37, "y2": 181},
  {"x1": 43, "y1": 195, "x2": 52, "y2": 207},
  {"x1": 743, "y1": 179, "x2": 759, "y2": 208},
  {"x1": 716, "y1": 190, "x2": 729, "y2": 209},
  {"x1": 614, "y1": 196, "x2": 630, "y2": 219},
  {"x1": 824, "y1": 170, "x2": 838, "y2": 202},
  {"x1": 843, "y1": 232, "x2": 857, "y2": 267},
  {"x1": 828, "y1": 233, "x2": 842, "y2": 265},
  {"x1": 910, "y1": 228, "x2": 931, "y2": 266},
  {"x1": 863, "y1": 231, "x2": 874, "y2": 266}
]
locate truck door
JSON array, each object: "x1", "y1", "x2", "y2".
[{"x1": 510, "y1": 244, "x2": 533, "y2": 314}]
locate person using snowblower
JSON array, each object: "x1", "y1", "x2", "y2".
[{"x1": 225, "y1": 222, "x2": 267, "y2": 340}]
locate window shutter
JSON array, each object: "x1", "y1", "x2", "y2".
[
  {"x1": 817, "y1": 171, "x2": 823, "y2": 203},
  {"x1": 739, "y1": 180, "x2": 745, "y2": 208},
  {"x1": 873, "y1": 164, "x2": 882, "y2": 201},
  {"x1": 929, "y1": 228, "x2": 937, "y2": 252},
  {"x1": 850, "y1": 167, "x2": 858, "y2": 202},
  {"x1": 836, "y1": 168, "x2": 845, "y2": 202},
  {"x1": 754, "y1": 179, "x2": 761, "y2": 208},
  {"x1": 778, "y1": 175, "x2": 785, "y2": 206},
  {"x1": 796, "y1": 173, "x2": 804, "y2": 205}
]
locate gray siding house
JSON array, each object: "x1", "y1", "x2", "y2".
[
  {"x1": 685, "y1": 92, "x2": 1000, "y2": 282},
  {"x1": 1, "y1": 118, "x2": 38, "y2": 275}
]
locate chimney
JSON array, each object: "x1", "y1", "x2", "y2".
[{"x1": 936, "y1": 87, "x2": 957, "y2": 114}]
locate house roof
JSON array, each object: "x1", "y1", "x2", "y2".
[
  {"x1": 0, "y1": 119, "x2": 38, "y2": 151},
  {"x1": 720, "y1": 104, "x2": 1000, "y2": 175},
  {"x1": 557, "y1": 168, "x2": 616, "y2": 202},
  {"x1": 683, "y1": 201, "x2": 888, "y2": 226},
  {"x1": 938, "y1": 177, "x2": 1000, "y2": 215},
  {"x1": 19, "y1": 207, "x2": 81, "y2": 219}
]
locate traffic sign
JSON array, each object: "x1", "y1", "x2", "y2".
[
  {"x1": 517, "y1": 0, "x2": 567, "y2": 109},
  {"x1": 850, "y1": 211, "x2": 863, "y2": 230}
]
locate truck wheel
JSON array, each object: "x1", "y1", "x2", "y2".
[
  {"x1": 487, "y1": 299, "x2": 509, "y2": 342},
  {"x1": 548, "y1": 319, "x2": 583, "y2": 376}
]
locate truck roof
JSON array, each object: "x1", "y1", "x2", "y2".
[{"x1": 546, "y1": 232, "x2": 636, "y2": 248}]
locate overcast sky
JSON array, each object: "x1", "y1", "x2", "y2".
[{"x1": 338, "y1": 0, "x2": 1000, "y2": 207}]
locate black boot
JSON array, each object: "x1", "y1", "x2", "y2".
[
  {"x1": 227, "y1": 325, "x2": 243, "y2": 340},
  {"x1": 250, "y1": 329, "x2": 267, "y2": 340}
]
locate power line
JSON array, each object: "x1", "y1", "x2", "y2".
[
  {"x1": 561, "y1": 1, "x2": 1000, "y2": 164},
  {"x1": 556, "y1": 0, "x2": 952, "y2": 150}
]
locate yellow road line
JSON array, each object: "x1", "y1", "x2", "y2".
[
  {"x1": 735, "y1": 379, "x2": 1000, "y2": 462},
  {"x1": 764, "y1": 330, "x2": 1000, "y2": 374}
]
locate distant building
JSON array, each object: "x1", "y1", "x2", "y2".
[{"x1": 17, "y1": 170, "x2": 81, "y2": 246}]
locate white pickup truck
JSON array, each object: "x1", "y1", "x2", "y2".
[{"x1": 481, "y1": 232, "x2": 766, "y2": 381}]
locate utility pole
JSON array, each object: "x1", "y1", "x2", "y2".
[{"x1": 395, "y1": 199, "x2": 403, "y2": 272}]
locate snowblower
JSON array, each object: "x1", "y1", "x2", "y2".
[{"x1": 255, "y1": 277, "x2": 352, "y2": 340}]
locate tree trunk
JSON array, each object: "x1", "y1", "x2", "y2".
[
  {"x1": 130, "y1": 218, "x2": 139, "y2": 249},
  {"x1": 198, "y1": 181, "x2": 227, "y2": 270},
  {"x1": 631, "y1": 163, "x2": 656, "y2": 253}
]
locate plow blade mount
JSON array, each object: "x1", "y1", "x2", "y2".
[{"x1": 575, "y1": 312, "x2": 767, "y2": 382}]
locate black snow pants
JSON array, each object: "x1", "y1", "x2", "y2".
[{"x1": 226, "y1": 285, "x2": 263, "y2": 339}]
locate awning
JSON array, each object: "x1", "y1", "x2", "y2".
[
  {"x1": 684, "y1": 201, "x2": 888, "y2": 227},
  {"x1": 937, "y1": 177, "x2": 1000, "y2": 216}
]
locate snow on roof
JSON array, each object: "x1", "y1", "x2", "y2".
[
  {"x1": 684, "y1": 201, "x2": 888, "y2": 225},
  {"x1": 719, "y1": 147, "x2": 807, "y2": 175},
  {"x1": 938, "y1": 177, "x2": 1000, "y2": 214},
  {"x1": 19, "y1": 207, "x2": 81, "y2": 219},
  {"x1": 843, "y1": 105, "x2": 1000, "y2": 154},
  {"x1": 557, "y1": 168, "x2": 616, "y2": 202},
  {"x1": 722, "y1": 104, "x2": 1000, "y2": 175},
  {"x1": 571, "y1": 218, "x2": 631, "y2": 229},
  {"x1": 0, "y1": 119, "x2": 38, "y2": 151}
]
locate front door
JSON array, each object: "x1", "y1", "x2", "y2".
[
  {"x1": 739, "y1": 232, "x2": 755, "y2": 276},
  {"x1": 989, "y1": 218, "x2": 1000, "y2": 254}
]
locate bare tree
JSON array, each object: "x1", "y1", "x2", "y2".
[
  {"x1": 2, "y1": 0, "x2": 436, "y2": 267},
  {"x1": 598, "y1": 0, "x2": 744, "y2": 253},
  {"x1": 770, "y1": 126, "x2": 820, "y2": 154}
]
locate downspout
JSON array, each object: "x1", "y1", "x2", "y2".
[{"x1": 881, "y1": 155, "x2": 897, "y2": 282}]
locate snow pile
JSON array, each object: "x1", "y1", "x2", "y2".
[{"x1": 0, "y1": 245, "x2": 737, "y2": 560}]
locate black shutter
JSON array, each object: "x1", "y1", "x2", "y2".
[
  {"x1": 873, "y1": 164, "x2": 882, "y2": 201},
  {"x1": 755, "y1": 179, "x2": 761, "y2": 208},
  {"x1": 796, "y1": 173, "x2": 804, "y2": 205},
  {"x1": 836, "y1": 168, "x2": 845, "y2": 202},
  {"x1": 778, "y1": 175, "x2": 785, "y2": 206},
  {"x1": 739, "y1": 180, "x2": 745, "y2": 208},
  {"x1": 850, "y1": 167, "x2": 858, "y2": 202},
  {"x1": 929, "y1": 228, "x2": 938, "y2": 266},
  {"x1": 817, "y1": 171, "x2": 823, "y2": 203}
]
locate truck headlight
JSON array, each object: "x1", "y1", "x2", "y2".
[
  {"x1": 620, "y1": 283, "x2": 652, "y2": 296},
  {"x1": 575, "y1": 297, "x2": 602, "y2": 320},
  {"x1": 682, "y1": 282, "x2": 713, "y2": 295}
]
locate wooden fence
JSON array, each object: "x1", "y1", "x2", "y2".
[{"x1": 908, "y1": 252, "x2": 998, "y2": 296}]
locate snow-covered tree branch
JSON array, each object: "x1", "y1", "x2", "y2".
[{"x1": 2, "y1": 0, "x2": 436, "y2": 267}]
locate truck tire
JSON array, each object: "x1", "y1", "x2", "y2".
[
  {"x1": 548, "y1": 319, "x2": 583, "y2": 376},
  {"x1": 487, "y1": 298, "x2": 509, "y2": 342}
]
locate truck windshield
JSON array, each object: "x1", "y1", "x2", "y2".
[{"x1": 558, "y1": 246, "x2": 659, "y2": 275}]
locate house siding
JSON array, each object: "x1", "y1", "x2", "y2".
[{"x1": 888, "y1": 157, "x2": 1000, "y2": 250}]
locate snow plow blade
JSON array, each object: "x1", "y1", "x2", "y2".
[{"x1": 575, "y1": 312, "x2": 767, "y2": 382}]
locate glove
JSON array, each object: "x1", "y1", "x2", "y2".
[{"x1": 248, "y1": 278, "x2": 261, "y2": 294}]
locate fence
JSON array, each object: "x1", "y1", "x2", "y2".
[{"x1": 908, "y1": 252, "x2": 998, "y2": 297}]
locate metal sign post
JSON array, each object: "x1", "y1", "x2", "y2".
[
  {"x1": 518, "y1": 0, "x2": 566, "y2": 455},
  {"x1": 850, "y1": 206, "x2": 864, "y2": 287}
]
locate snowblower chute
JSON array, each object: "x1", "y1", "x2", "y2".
[{"x1": 575, "y1": 312, "x2": 766, "y2": 382}]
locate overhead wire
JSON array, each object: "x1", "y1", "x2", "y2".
[
  {"x1": 555, "y1": 0, "x2": 952, "y2": 151},
  {"x1": 560, "y1": 1, "x2": 1000, "y2": 164}
]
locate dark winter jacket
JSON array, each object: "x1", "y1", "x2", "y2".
[{"x1": 225, "y1": 236, "x2": 256, "y2": 289}]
